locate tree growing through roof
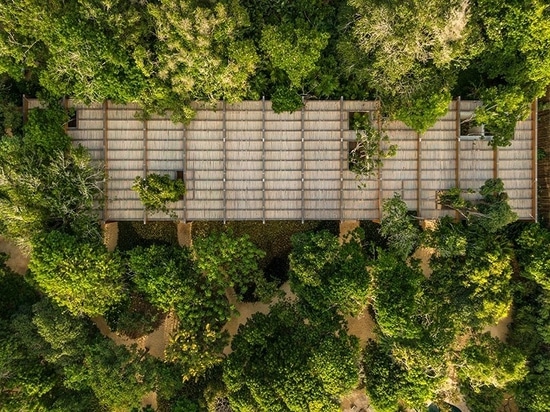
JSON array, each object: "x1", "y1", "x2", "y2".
[
  {"x1": 348, "y1": 112, "x2": 397, "y2": 186},
  {"x1": 132, "y1": 173, "x2": 186, "y2": 218}
]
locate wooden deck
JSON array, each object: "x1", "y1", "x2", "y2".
[{"x1": 26, "y1": 98, "x2": 537, "y2": 222}]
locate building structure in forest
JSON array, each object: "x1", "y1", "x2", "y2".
[{"x1": 25, "y1": 98, "x2": 537, "y2": 223}]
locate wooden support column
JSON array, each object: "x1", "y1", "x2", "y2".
[
  {"x1": 142, "y1": 118, "x2": 148, "y2": 224},
  {"x1": 103, "y1": 100, "x2": 109, "y2": 222},
  {"x1": 339, "y1": 97, "x2": 344, "y2": 222},
  {"x1": 262, "y1": 96, "x2": 266, "y2": 224},
  {"x1": 417, "y1": 132, "x2": 422, "y2": 218},
  {"x1": 222, "y1": 101, "x2": 227, "y2": 224},
  {"x1": 532, "y1": 99, "x2": 538, "y2": 221},
  {"x1": 301, "y1": 97, "x2": 305, "y2": 224}
]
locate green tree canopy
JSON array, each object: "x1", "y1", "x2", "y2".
[
  {"x1": 224, "y1": 302, "x2": 360, "y2": 412},
  {"x1": 29, "y1": 230, "x2": 125, "y2": 317},
  {"x1": 379, "y1": 193, "x2": 420, "y2": 260},
  {"x1": 289, "y1": 229, "x2": 370, "y2": 319}
]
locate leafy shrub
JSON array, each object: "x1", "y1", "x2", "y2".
[
  {"x1": 349, "y1": 113, "x2": 397, "y2": 185},
  {"x1": 271, "y1": 87, "x2": 303, "y2": 113},
  {"x1": 224, "y1": 302, "x2": 360, "y2": 412},
  {"x1": 132, "y1": 173, "x2": 185, "y2": 217},
  {"x1": 105, "y1": 292, "x2": 164, "y2": 339},
  {"x1": 23, "y1": 104, "x2": 71, "y2": 153},
  {"x1": 29, "y1": 231, "x2": 125, "y2": 317}
]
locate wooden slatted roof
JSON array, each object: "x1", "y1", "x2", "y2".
[{"x1": 25, "y1": 98, "x2": 537, "y2": 222}]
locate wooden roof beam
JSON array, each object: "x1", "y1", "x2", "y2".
[
  {"x1": 301, "y1": 97, "x2": 305, "y2": 224},
  {"x1": 223, "y1": 101, "x2": 227, "y2": 224},
  {"x1": 142, "y1": 118, "x2": 148, "y2": 224},
  {"x1": 262, "y1": 96, "x2": 266, "y2": 224},
  {"x1": 339, "y1": 96, "x2": 344, "y2": 222},
  {"x1": 103, "y1": 100, "x2": 109, "y2": 223},
  {"x1": 532, "y1": 99, "x2": 538, "y2": 222}
]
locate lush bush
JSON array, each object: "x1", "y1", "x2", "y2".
[
  {"x1": 127, "y1": 244, "x2": 231, "y2": 381},
  {"x1": 224, "y1": 302, "x2": 360, "y2": 412},
  {"x1": 132, "y1": 173, "x2": 185, "y2": 217},
  {"x1": 348, "y1": 113, "x2": 397, "y2": 185},
  {"x1": 104, "y1": 292, "x2": 164, "y2": 339},
  {"x1": 369, "y1": 250, "x2": 425, "y2": 339},
  {"x1": 380, "y1": 193, "x2": 420, "y2": 260},
  {"x1": 193, "y1": 230, "x2": 276, "y2": 302},
  {"x1": 289, "y1": 229, "x2": 370, "y2": 318},
  {"x1": 29, "y1": 230, "x2": 125, "y2": 317}
]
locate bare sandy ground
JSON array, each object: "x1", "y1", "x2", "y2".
[
  {"x1": 339, "y1": 220, "x2": 360, "y2": 244},
  {"x1": 0, "y1": 236, "x2": 29, "y2": 275}
]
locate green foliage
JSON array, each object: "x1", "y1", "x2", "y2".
[
  {"x1": 0, "y1": 81, "x2": 24, "y2": 134},
  {"x1": 105, "y1": 292, "x2": 164, "y2": 339},
  {"x1": 343, "y1": 0, "x2": 474, "y2": 129},
  {"x1": 469, "y1": 0, "x2": 550, "y2": 146},
  {"x1": 260, "y1": 24, "x2": 329, "y2": 89},
  {"x1": 363, "y1": 340, "x2": 445, "y2": 412},
  {"x1": 127, "y1": 244, "x2": 231, "y2": 381},
  {"x1": 423, "y1": 216, "x2": 467, "y2": 258},
  {"x1": 380, "y1": 193, "x2": 420, "y2": 260},
  {"x1": 0, "y1": 130, "x2": 103, "y2": 251},
  {"x1": 65, "y1": 339, "x2": 157, "y2": 411},
  {"x1": 396, "y1": 90, "x2": 451, "y2": 133},
  {"x1": 193, "y1": 231, "x2": 276, "y2": 302},
  {"x1": 289, "y1": 229, "x2": 370, "y2": 318},
  {"x1": 460, "y1": 382, "x2": 506, "y2": 412},
  {"x1": 271, "y1": 87, "x2": 304, "y2": 113},
  {"x1": 458, "y1": 332, "x2": 527, "y2": 389},
  {"x1": 349, "y1": 113, "x2": 397, "y2": 184},
  {"x1": 436, "y1": 179, "x2": 517, "y2": 233},
  {"x1": 23, "y1": 104, "x2": 70, "y2": 153},
  {"x1": 0, "y1": 255, "x2": 39, "y2": 320},
  {"x1": 132, "y1": 173, "x2": 186, "y2": 218},
  {"x1": 516, "y1": 224, "x2": 550, "y2": 291},
  {"x1": 224, "y1": 302, "x2": 360, "y2": 412},
  {"x1": 369, "y1": 251, "x2": 424, "y2": 339},
  {"x1": 428, "y1": 235, "x2": 513, "y2": 329},
  {"x1": 29, "y1": 230, "x2": 125, "y2": 317},
  {"x1": 147, "y1": 0, "x2": 259, "y2": 122}
]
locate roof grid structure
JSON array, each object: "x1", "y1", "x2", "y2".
[{"x1": 25, "y1": 98, "x2": 537, "y2": 222}]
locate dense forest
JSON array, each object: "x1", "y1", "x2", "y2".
[
  {"x1": 1, "y1": 0, "x2": 550, "y2": 411},
  {"x1": 1, "y1": 0, "x2": 550, "y2": 144}
]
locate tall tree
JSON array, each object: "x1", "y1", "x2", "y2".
[
  {"x1": 289, "y1": 229, "x2": 370, "y2": 320},
  {"x1": 224, "y1": 302, "x2": 360, "y2": 412},
  {"x1": 29, "y1": 230, "x2": 125, "y2": 317}
]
